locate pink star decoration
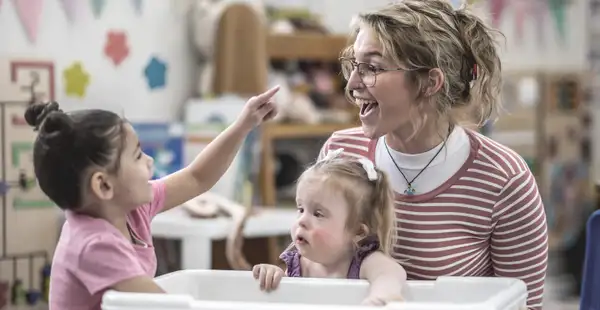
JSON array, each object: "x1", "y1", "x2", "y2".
[{"x1": 104, "y1": 31, "x2": 130, "y2": 66}]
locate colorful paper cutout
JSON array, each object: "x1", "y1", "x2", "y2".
[
  {"x1": 104, "y1": 31, "x2": 130, "y2": 66},
  {"x1": 63, "y1": 62, "x2": 90, "y2": 98},
  {"x1": 60, "y1": 0, "x2": 78, "y2": 22},
  {"x1": 547, "y1": 0, "x2": 568, "y2": 43},
  {"x1": 90, "y1": 0, "x2": 105, "y2": 18},
  {"x1": 132, "y1": 0, "x2": 142, "y2": 15},
  {"x1": 13, "y1": 0, "x2": 44, "y2": 43},
  {"x1": 512, "y1": 0, "x2": 546, "y2": 44},
  {"x1": 143, "y1": 56, "x2": 167, "y2": 90},
  {"x1": 489, "y1": 0, "x2": 508, "y2": 28}
]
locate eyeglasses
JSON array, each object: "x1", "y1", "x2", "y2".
[{"x1": 339, "y1": 57, "x2": 414, "y2": 87}]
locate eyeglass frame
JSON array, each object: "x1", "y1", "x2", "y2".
[{"x1": 339, "y1": 57, "x2": 418, "y2": 87}]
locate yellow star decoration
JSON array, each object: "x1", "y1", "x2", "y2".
[{"x1": 63, "y1": 62, "x2": 90, "y2": 98}]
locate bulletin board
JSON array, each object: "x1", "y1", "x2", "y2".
[{"x1": 0, "y1": 58, "x2": 57, "y2": 304}]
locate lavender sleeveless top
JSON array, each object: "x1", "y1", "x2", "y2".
[{"x1": 279, "y1": 236, "x2": 380, "y2": 279}]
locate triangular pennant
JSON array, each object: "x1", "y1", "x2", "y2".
[
  {"x1": 512, "y1": 0, "x2": 529, "y2": 43},
  {"x1": 547, "y1": 0, "x2": 568, "y2": 44},
  {"x1": 90, "y1": 0, "x2": 105, "y2": 19},
  {"x1": 60, "y1": 0, "x2": 77, "y2": 22},
  {"x1": 13, "y1": 0, "x2": 44, "y2": 44},
  {"x1": 132, "y1": 0, "x2": 142, "y2": 15},
  {"x1": 489, "y1": 0, "x2": 508, "y2": 28}
]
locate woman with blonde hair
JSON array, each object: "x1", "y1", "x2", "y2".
[{"x1": 321, "y1": 1, "x2": 548, "y2": 309}]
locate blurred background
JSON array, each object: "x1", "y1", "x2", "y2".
[{"x1": 0, "y1": 0, "x2": 595, "y2": 309}]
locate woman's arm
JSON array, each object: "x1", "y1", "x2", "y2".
[
  {"x1": 359, "y1": 251, "x2": 407, "y2": 305},
  {"x1": 491, "y1": 169, "x2": 548, "y2": 310},
  {"x1": 159, "y1": 87, "x2": 279, "y2": 212}
]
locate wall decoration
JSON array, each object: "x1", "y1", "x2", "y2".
[
  {"x1": 143, "y1": 56, "x2": 167, "y2": 90},
  {"x1": 489, "y1": 0, "x2": 508, "y2": 28},
  {"x1": 13, "y1": 0, "x2": 44, "y2": 44},
  {"x1": 132, "y1": 0, "x2": 142, "y2": 15},
  {"x1": 59, "y1": 0, "x2": 78, "y2": 22},
  {"x1": 90, "y1": 0, "x2": 105, "y2": 19},
  {"x1": 104, "y1": 31, "x2": 130, "y2": 66},
  {"x1": 8, "y1": 60, "x2": 55, "y2": 102},
  {"x1": 63, "y1": 62, "x2": 90, "y2": 98},
  {"x1": 547, "y1": 0, "x2": 568, "y2": 43},
  {"x1": 512, "y1": 0, "x2": 546, "y2": 45}
]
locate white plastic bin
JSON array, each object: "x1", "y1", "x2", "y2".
[{"x1": 102, "y1": 270, "x2": 527, "y2": 310}]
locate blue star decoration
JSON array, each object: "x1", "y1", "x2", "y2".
[{"x1": 143, "y1": 56, "x2": 167, "y2": 90}]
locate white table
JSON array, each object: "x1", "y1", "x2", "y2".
[{"x1": 151, "y1": 207, "x2": 297, "y2": 270}]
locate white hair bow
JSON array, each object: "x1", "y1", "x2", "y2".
[
  {"x1": 323, "y1": 148, "x2": 344, "y2": 161},
  {"x1": 322, "y1": 148, "x2": 378, "y2": 181},
  {"x1": 358, "y1": 157, "x2": 378, "y2": 181}
]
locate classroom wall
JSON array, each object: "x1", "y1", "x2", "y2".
[
  {"x1": 0, "y1": 0, "x2": 196, "y2": 121},
  {"x1": 0, "y1": 0, "x2": 196, "y2": 292}
]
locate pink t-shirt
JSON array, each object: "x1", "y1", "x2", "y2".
[{"x1": 49, "y1": 181, "x2": 166, "y2": 310}]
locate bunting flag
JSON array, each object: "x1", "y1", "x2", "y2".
[
  {"x1": 13, "y1": 0, "x2": 44, "y2": 44},
  {"x1": 511, "y1": 0, "x2": 546, "y2": 45},
  {"x1": 547, "y1": 0, "x2": 568, "y2": 44},
  {"x1": 90, "y1": 0, "x2": 105, "y2": 19},
  {"x1": 132, "y1": 0, "x2": 142, "y2": 15},
  {"x1": 488, "y1": 0, "x2": 508, "y2": 28},
  {"x1": 60, "y1": 0, "x2": 77, "y2": 22},
  {"x1": 511, "y1": 0, "x2": 529, "y2": 42}
]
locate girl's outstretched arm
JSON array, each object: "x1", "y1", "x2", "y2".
[
  {"x1": 112, "y1": 276, "x2": 165, "y2": 293},
  {"x1": 159, "y1": 86, "x2": 279, "y2": 212},
  {"x1": 359, "y1": 251, "x2": 406, "y2": 306}
]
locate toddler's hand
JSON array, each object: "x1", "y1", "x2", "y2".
[
  {"x1": 252, "y1": 264, "x2": 284, "y2": 292},
  {"x1": 361, "y1": 293, "x2": 403, "y2": 306},
  {"x1": 235, "y1": 86, "x2": 280, "y2": 132}
]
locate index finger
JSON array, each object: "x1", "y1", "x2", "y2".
[{"x1": 253, "y1": 85, "x2": 280, "y2": 102}]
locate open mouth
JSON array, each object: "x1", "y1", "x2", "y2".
[
  {"x1": 357, "y1": 99, "x2": 378, "y2": 116},
  {"x1": 295, "y1": 235, "x2": 308, "y2": 245}
]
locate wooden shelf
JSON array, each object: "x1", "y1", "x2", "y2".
[
  {"x1": 267, "y1": 33, "x2": 348, "y2": 61},
  {"x1": 262, "y1": 122, "x2": 356, "y2": 139}
]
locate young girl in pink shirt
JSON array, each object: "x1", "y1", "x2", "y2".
[
  {"x1": 25, "y1": 86, "x2": 280, "y2": 310},
  {"x1": 253, "y1": 149, "x2": 407, "y2": 305}
]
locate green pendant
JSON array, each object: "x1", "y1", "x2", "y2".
[{"x1": 404, "y1": 186, "x2": 416, "y2": 196}]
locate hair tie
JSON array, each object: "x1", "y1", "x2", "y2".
[{"x1": 358, "y1": 158, "x2": 378, "y2": 181}]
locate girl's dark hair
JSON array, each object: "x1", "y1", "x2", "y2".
[{"x1": 24, "y1": 102, "x2": 127, "y2": 210}]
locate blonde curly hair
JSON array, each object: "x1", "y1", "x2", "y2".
[{"x1": 342, "y1": 0, "x2": 504, "y2": 139}]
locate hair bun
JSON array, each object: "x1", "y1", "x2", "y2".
[{"x1": 24, "y1": 102, "x2": 74, "y2": 138}]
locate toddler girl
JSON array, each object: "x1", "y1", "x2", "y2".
[
  {"x1": 27, "y1": 86, "x2": 279, "y2": 310},
  {"x1": 253, "y1": 148, "x2": 406, "y2": 305}
]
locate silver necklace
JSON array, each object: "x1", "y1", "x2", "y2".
[{"x1": 383, "y1": 129, "x2": 451, "y2": 195}]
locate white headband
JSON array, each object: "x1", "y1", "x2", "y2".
[{"x1": 322, "y1": 148, "x2": 378, "y2": 181}]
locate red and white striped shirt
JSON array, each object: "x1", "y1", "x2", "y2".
[{"x1": 320, "y1": 127, "x2": 548, "y2": 310}]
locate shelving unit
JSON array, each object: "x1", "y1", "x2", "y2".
[
  {"x1": 210, "y1": 3, "x2": 355, "y2": 264},
  {"x1": 490, "y1": 72, "x2": 589, "y2": 251}
]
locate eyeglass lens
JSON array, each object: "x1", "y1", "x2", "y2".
[{"x1": 340, "y1": 59, "x2": 376, "y2": 87}]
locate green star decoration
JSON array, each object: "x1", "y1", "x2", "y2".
[{"x1": 63, "y1": 62, "x2": 90, "y2": 98}]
